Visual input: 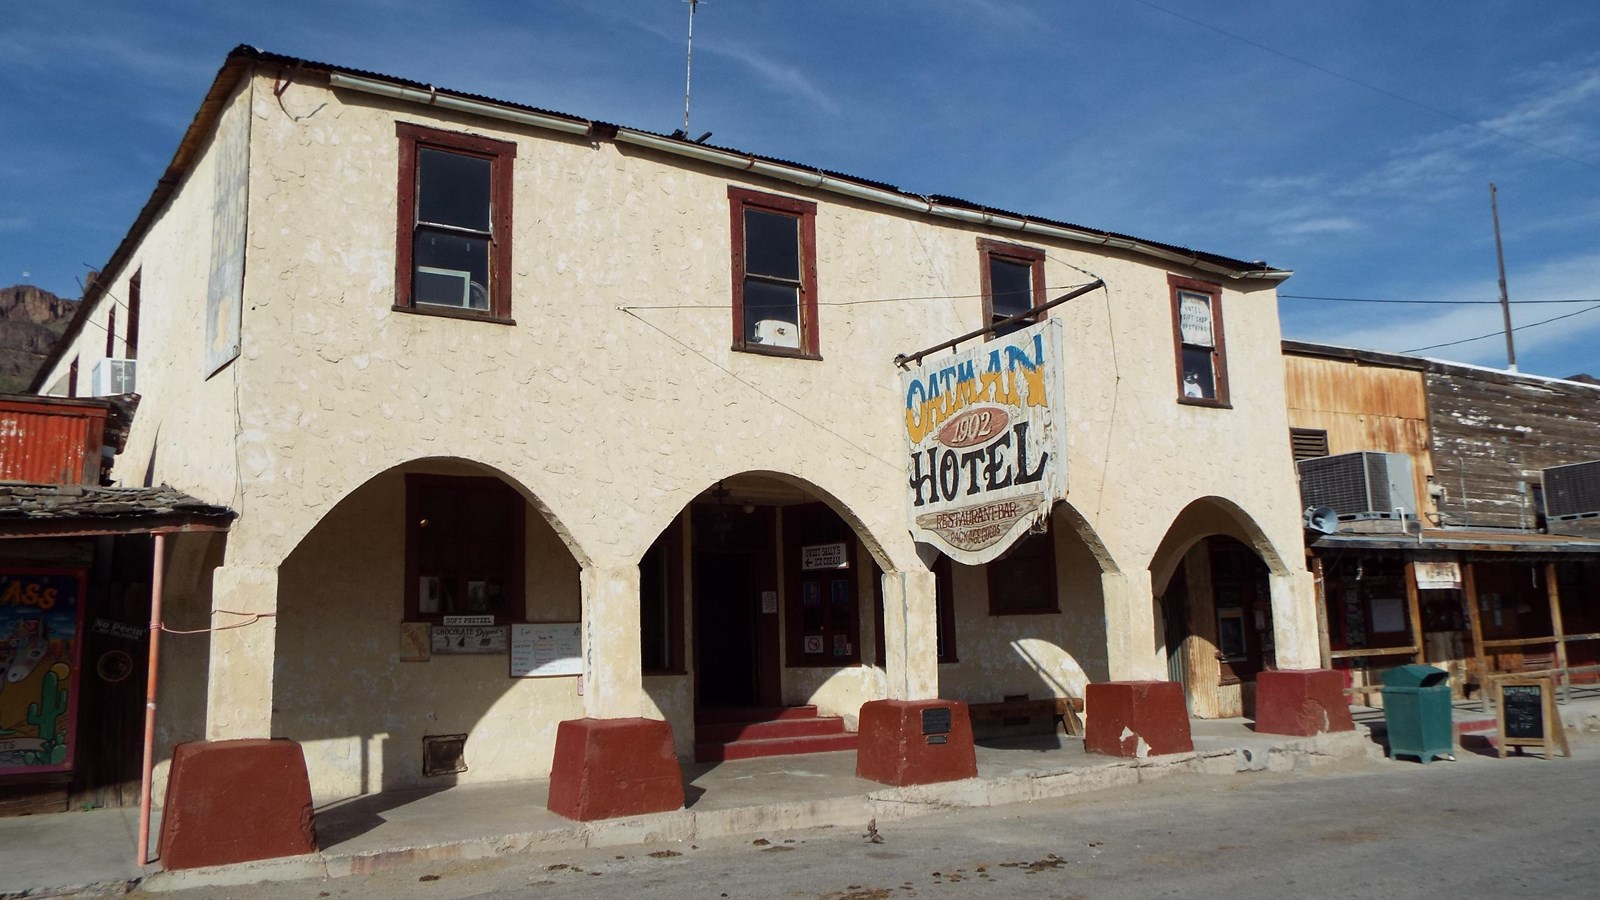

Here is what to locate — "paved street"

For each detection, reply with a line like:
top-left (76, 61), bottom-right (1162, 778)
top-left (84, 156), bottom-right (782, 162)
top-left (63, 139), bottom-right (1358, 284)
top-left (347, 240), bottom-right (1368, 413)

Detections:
top-left (145, 740), bottom-right (1600, 899)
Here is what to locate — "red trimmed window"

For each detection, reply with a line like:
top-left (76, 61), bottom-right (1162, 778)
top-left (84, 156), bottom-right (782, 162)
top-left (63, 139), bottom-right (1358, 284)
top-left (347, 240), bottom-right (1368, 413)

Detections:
top-left (1168, 274), bottom-right (1230, 406)
top-left (979, 238), bottom-right (1046, 338)
top-left (987, 526), bottom-right (1058, 615)
top-left (729, 187), bottom-right (819, 357)
top-left (404, 475), bottom-right (525, 622)
top-left (395, 123), bottom-right (516, 321)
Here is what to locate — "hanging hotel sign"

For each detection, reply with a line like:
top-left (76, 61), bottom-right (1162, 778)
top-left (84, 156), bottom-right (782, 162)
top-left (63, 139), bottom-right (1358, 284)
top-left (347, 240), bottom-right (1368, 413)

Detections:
top-left (901, 318), bottom-right (1068, 565)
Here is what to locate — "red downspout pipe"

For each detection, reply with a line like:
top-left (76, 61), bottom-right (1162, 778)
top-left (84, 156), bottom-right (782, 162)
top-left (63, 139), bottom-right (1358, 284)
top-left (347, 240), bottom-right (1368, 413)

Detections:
top-left (137, 532), bottom-right (168, 867)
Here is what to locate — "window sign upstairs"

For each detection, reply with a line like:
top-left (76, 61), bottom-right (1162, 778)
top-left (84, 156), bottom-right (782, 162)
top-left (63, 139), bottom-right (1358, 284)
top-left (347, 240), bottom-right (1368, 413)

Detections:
top-left (901, 318), bottom-right (1068, 566)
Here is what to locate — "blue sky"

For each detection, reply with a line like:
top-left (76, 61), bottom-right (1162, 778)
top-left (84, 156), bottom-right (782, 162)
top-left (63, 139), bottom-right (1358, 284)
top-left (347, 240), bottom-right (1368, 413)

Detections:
top-left (4, 1), bottom-right (1598, 378)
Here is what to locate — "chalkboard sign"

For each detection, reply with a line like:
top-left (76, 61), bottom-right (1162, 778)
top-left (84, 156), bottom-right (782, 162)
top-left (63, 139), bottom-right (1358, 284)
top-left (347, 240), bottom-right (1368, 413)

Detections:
top-left (1500, 683), bottom-right (1543, 740)
top-left (1495, 677), bottom-right (1570, 759)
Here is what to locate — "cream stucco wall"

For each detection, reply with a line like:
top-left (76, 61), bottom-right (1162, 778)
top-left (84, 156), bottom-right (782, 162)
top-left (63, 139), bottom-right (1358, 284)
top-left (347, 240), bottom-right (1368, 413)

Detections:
top-left (40, 62), bottom-right (1318, 797)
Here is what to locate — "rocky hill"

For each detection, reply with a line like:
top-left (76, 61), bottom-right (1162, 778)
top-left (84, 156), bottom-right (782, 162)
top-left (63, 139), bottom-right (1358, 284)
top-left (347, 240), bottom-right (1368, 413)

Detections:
top-left (0, 285), bottom-right (77, 393)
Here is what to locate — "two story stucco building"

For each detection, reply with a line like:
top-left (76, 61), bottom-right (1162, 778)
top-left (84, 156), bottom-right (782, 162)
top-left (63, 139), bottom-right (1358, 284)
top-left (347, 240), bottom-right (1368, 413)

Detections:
top-left (24, 45), bottom-right (1328, 862)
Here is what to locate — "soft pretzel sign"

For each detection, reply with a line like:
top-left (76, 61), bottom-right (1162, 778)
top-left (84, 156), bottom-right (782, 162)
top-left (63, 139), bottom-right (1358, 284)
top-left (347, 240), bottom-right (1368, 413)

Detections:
top-left (901, 318), bottom-right (1068, 565)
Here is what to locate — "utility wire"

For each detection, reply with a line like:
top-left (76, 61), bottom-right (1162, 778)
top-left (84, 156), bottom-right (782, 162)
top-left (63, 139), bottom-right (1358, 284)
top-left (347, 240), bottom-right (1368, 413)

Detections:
top-left (1127, 0), bottom-right (1600, 174)
top-left (619, 282), bottom-right (1098, 312)
top-left (1282, 293), bottom-right (1600, 306)
top-left (1404, 302), bottom-right (1600, 353)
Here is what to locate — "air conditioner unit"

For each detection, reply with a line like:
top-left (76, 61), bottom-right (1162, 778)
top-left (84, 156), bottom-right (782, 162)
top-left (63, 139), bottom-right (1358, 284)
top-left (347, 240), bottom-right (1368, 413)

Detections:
top-left (1297, 451), bottom-right (1416, 520)
top-left (752, 318), bottom-right (799, 349)
top-left (90, 358), bottom-right (137, 397)
top-left (1542, 460), bottom-right (1600, 520)
top-left (414, 266), bottom-right (488, 310)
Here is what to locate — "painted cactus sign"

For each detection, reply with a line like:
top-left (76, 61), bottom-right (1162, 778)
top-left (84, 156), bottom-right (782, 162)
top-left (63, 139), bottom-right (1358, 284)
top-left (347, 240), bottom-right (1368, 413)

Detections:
top-left (902, 318), bottom-right (1067, 564)
top-left (0, 569), bottom-right (86, 775)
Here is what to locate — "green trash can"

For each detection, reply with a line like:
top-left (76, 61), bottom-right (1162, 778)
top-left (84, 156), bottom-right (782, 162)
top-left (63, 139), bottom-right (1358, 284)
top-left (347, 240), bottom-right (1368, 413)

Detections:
top-left (1380, 664), bottom-right (1455, 764)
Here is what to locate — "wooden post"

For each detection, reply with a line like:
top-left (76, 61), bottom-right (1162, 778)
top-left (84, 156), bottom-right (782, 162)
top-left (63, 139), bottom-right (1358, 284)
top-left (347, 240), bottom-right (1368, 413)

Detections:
top-left (1313, 554), bottom-right (1331, 670)
top-left (1404, 559), bottom-right (1425, 665)
top-left (1463, 561), bottom-right (1490, 713)
top-left (1544, 562), bottom-right (1570, 703)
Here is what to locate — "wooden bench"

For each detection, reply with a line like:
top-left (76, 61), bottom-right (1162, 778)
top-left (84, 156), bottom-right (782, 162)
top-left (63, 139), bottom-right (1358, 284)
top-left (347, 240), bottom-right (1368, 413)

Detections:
top-left (967, 695), bottom-right (1084, 737)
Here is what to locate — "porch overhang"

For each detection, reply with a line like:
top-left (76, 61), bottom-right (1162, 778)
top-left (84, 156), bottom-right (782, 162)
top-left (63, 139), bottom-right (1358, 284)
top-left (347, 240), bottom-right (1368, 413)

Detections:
top-left (0, 482), bottom-right (235, 539)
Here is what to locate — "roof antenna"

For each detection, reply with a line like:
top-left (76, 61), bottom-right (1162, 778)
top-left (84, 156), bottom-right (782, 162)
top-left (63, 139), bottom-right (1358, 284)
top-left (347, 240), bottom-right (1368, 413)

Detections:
top-left (681, 0), bottom-right (705, 138)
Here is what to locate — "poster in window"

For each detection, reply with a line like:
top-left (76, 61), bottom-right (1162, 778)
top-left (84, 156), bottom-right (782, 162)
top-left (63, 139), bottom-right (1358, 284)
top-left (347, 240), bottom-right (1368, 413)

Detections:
top-left (419, 577), bottom-right (441, 615)
top-left (1370, 596), bottom-right (1406, 634)
top-left (399, 622), bottom-right (431, 662)
top-left (466, 580), bottom-right (488, 613)
top-left (833, 634), bottom-right (851, 657)
top-left (802, 582), bottom-right (822, 607)
top-left (830, 579), bottom-right (850, 605)
top-left (1178, 292), bottom-right (1214, 347)
top-left (1216, 608), bottom-right (1246, 661)
top-left (0, 569), bottom-right (87, 776)
top-left (804, 635), bottom-right (824, 654)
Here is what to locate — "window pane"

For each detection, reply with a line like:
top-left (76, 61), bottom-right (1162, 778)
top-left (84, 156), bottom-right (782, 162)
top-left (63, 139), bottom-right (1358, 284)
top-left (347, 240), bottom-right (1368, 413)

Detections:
top-left (744, 209), bottom-right (800, 279)
top-left (989, 256), bottom-right (1036, 336)
top-left (417, 148), bottom-right (491, 232)
top-left (744, 278), bottom-right (801, 347)
top-left (1178, 291), bottom-right (1214, 347)
top-left (1181, 345), bottom-right (1216, 399)
top-left (414, 229), bottom-right (490, 309)
top-left (990, 531), bottom-right (1053, 613)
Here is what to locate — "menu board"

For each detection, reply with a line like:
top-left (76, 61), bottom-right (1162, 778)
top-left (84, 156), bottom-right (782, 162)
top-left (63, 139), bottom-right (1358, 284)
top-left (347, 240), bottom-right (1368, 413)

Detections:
top-left (510, 623), bottom-right (582, 678)
top-left (1496, 677), bottom-right (1570, 759)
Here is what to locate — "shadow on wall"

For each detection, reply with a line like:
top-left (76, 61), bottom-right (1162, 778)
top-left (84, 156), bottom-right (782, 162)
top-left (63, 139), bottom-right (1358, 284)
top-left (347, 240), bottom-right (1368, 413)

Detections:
top-left (152, 530), bottom-right (224, 800)
top-left (268, 460), bottom-right (585, 814)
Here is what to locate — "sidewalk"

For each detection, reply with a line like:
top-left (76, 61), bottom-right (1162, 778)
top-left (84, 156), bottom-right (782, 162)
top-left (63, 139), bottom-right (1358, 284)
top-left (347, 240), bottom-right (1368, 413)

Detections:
top-left (4, 697), bottom-right (1595, 898)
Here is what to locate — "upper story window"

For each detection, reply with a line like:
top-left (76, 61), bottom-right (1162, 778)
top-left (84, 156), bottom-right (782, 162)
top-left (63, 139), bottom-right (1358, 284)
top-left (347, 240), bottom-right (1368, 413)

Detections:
top-left (979, 238), bottom-right (1046, 338)
top-left (395, 123), bottom-right (516, 322)
top-left (729, 187), bottom-right (819, 357)
top-left (1168, 274), bottom-right (1230, 406)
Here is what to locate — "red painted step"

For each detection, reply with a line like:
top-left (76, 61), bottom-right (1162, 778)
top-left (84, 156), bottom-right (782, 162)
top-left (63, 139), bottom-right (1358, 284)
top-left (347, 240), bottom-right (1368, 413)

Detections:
top-left (695, 705), bottom-right (819, 726)
top-left (695, 732), bottom-right (859, 763)
top-left (693, 705), bottom-right (856, 763)
top-left (697, 716), bottom-right (846, 745)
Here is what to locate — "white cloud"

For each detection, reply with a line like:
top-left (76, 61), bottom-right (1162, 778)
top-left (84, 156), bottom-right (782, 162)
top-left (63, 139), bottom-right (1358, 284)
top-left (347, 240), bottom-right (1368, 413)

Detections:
top-left (1279, 216), bottom-right (1361, 236)
top-left (703, 42), bottom-right (841, 116)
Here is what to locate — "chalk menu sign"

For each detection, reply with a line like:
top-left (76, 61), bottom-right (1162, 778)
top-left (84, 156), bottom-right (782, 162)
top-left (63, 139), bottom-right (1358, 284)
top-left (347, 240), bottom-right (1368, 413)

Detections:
top-left (510, 623), bottom-right (582, 678)
top-left (1495, 677), bottom-right (1570, 759)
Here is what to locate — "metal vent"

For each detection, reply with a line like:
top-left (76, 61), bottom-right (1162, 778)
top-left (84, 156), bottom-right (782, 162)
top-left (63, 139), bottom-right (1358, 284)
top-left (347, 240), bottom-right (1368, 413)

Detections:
top-left (1289, 428), bottom-right (1329, 462)
top-left (1297, 451), bottom-right (1415, 520)
top-left (1543, 460), bottom-right (1600, 520)
top-left (422, 733), bottom-right (468, 776)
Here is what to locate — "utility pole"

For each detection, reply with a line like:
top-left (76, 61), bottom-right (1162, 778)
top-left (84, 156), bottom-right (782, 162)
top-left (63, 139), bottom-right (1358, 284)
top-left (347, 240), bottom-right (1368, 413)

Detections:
top-left (1491, 182), bottom-right (1517, 372)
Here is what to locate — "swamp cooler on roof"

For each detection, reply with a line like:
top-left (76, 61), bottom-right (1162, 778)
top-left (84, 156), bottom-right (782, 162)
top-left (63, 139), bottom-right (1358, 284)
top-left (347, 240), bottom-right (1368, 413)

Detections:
top-left (1297, 451), bottom-right (1415, 521)
top-left (1542, 459), bottom-right (1600, 521)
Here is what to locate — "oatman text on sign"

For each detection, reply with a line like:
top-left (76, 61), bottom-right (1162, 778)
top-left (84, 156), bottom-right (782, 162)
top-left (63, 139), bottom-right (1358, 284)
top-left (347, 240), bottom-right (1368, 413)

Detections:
top-left (901, 318), bottom-right (1068, 566)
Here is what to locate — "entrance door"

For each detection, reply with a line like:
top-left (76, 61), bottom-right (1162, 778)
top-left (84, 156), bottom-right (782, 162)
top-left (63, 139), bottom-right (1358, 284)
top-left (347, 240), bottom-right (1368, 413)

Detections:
top-left (694, 551), bottom-right (759, 709)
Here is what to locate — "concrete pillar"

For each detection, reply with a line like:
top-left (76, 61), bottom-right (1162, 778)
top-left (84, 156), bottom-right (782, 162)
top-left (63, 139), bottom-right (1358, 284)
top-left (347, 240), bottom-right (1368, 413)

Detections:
top-left (879, 567), bottom-right (938, 701)
top-left (1269, 569), bottom-right (1320, 669)
top-left (579, 560), bottom-right (644, 720)
top-left (204, 564), bottom-right (279, 741)
top-left (1101, 571), bottom-right (1164, 682)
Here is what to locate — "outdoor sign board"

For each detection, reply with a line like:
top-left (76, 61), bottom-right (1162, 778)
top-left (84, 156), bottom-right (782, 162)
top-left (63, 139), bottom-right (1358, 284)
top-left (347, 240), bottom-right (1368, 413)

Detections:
top-left (1414, 560), bottom-right (1461, 591)
top-left (510, 623), bottom-right (582, 678)
top-left (901, 318), bottom-right (1068, 565)
top-left (1495, 677), bottom-right (1570, 759)
top-left (0, 568), bottom-right (87, 775)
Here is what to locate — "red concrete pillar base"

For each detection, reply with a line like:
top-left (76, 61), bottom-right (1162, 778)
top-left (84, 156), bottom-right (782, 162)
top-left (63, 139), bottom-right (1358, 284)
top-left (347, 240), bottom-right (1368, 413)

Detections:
top-left (158, 738), bottom-right (316, 871)
top-left (1253, 669), bottom-right (1355, 736)
top-left (1084, 681), bottom-right (1193, 757)
top-left (546, 718), bottom-right (683, 821)
top-left (855, 699), bottom-right (977, 786)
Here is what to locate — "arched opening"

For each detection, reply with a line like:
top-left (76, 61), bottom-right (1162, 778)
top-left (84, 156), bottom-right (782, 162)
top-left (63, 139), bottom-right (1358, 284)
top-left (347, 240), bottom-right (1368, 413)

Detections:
top-left (270, 457), bottom-right (582, 805)
top-left (633, 471), bottom-right (896, 762)
top-left (1150, 497), bottom-right (1286, 719)
top-left (933, 500), bottom-right (1113, 739)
